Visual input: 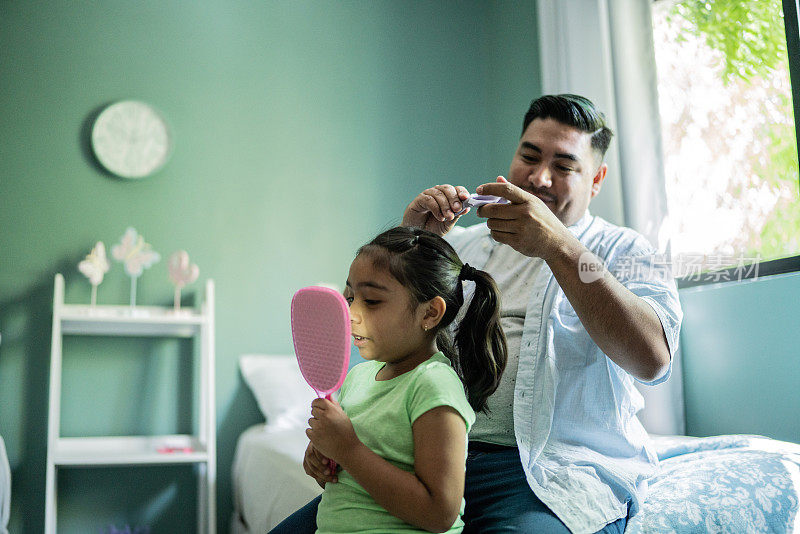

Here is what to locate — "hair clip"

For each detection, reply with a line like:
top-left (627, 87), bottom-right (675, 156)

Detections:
top-left (455, 194), bottom-right (510, 216)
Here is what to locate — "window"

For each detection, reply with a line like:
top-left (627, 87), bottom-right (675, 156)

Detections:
top-left (652, 0), bottom-right (800, 284)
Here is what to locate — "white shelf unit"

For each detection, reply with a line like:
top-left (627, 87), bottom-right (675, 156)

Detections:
top-left (45, 274), bottom-right (216, 534)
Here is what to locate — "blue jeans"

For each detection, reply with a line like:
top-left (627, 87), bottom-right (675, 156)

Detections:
top-left (269, 447), bottom-right (628, 533)
top-left (270, 494), bottom-right (320, 534)
top-left (462, 447), bottom-right (626, 533)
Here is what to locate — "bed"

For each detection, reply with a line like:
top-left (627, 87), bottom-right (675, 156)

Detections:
top-left (231, 423), bottom-right (323, 534)
top-left (233, 355), bottom-right (800, 533)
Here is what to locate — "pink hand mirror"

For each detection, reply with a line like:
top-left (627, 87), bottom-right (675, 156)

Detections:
top-left (291, 286), bottom-right (351, 473)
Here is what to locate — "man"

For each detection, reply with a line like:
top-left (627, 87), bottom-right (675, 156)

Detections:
top-left (401, 94), bottom-right (682, 533)
top-left (277, 94), bottom-right (682, 534)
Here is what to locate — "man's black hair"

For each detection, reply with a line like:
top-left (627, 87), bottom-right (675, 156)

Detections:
top-left (522, 94), bottom-right (614, 160)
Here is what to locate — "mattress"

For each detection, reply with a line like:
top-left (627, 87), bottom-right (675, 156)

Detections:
top-left (230, 424), bottom-right (323, 534)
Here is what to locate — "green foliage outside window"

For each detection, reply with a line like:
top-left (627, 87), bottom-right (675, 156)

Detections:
top-left (669, 0), bottom-right (787, 83)
top-left (658, 0), bottom-right (800, 263)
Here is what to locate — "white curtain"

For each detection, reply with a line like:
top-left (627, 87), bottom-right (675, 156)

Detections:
top-left (536, 0), bottom-right (625, 228)
top-left (537, 0), bottom-right (685, 435)
top-left (607, 0), bottom-right (671, 253)
top-left (0, 436), bottom-right (9, 534)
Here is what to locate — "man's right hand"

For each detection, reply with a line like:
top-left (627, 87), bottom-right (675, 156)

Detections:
top-left (303, 441), bottom-right (337, 488)
top-left (401, 184), bottom-right (471, 235)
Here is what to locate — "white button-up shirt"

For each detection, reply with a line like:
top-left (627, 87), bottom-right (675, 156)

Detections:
top-left (445, 212), bottom-right (683, 534)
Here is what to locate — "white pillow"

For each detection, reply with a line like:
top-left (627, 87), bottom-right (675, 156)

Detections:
top-left (239, 354), bottom-right (316, 426)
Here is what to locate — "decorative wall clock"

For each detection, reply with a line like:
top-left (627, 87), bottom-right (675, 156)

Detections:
top-left (91, 100), bottom-right (172, 179)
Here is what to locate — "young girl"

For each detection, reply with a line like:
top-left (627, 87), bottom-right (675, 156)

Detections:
top-left (302, 226), bottom-right (507, 534)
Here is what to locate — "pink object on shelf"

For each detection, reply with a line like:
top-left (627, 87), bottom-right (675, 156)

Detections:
top-left (291, 286), bottom-right (351, 473)
top-left (157, 446), bottom-right (194, 454)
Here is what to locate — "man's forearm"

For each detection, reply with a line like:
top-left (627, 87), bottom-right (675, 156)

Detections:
top-left (546, 236), bottom-right (671, 382)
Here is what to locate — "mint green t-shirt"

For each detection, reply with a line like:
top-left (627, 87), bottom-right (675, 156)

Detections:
top-left (316, 352), bottom-right (476, 534)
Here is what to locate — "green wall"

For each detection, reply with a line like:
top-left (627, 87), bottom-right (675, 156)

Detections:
top-left (679, 272), bottom-right (800, 444)
top-left (0, 2), bottom-right (541, 532)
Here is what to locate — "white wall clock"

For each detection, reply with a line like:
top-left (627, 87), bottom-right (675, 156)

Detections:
top-left (91, 100), bottom-right (172, 179)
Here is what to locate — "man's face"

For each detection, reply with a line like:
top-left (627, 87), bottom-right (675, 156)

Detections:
top-left (507, 117), bottom-right (607, 227)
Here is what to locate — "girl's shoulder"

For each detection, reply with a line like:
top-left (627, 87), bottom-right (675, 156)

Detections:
top-left (407, 352), bottom-right (460, 383)
top-left (406, 353), bottom-right (475, 425)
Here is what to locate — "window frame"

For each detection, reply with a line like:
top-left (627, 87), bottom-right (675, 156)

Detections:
top-left (677, 255), bottom-right (800, 289)
top-left (784, 0), bottom-right (800, 191)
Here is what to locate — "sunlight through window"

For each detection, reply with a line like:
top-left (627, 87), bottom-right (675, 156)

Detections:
top-left (652, 0), bottom-right (800, 276)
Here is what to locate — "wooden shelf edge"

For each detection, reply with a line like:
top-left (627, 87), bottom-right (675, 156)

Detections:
top-left (54, 435), bottom-right (210, 467)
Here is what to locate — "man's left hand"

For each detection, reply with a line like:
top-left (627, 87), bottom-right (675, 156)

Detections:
top-left (476, 177), bottom-right (569, 260)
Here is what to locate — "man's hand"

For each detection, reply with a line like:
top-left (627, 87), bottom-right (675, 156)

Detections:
top-left (481, 178), bottom-right (672, 382)
top-left (401, 184), bottom-right (472, 235)
top-left (476, 177), bottom-right (570, 260)
top-left (306, 398), bottom-right (360, 465)
top-left (302, 441), bottom-right (338, 488)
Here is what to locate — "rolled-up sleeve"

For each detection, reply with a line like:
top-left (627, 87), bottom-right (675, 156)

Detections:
top-left (605, 235), bottom-right (683, 385)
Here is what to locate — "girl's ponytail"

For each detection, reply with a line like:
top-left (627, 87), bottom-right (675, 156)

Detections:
top-left (452, 265), bottom-right (507, 413)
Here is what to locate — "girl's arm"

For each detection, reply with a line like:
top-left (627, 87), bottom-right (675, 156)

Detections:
top-left (307, 398), bottom-right (467, 533)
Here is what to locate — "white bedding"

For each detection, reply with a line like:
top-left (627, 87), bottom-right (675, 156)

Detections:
top-left (230, 424), bottom-right (322, 534)
top-left (233, 354), bottom-right (800, 532)
top-left (231, 424), bottom-right (800, 534)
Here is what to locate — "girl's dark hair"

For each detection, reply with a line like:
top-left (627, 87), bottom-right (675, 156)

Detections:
top-left (357, 226), bottom-right (507, 413)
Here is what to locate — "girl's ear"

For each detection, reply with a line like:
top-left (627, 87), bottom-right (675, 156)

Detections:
top-left (420, 296), bottom-right (447, 330)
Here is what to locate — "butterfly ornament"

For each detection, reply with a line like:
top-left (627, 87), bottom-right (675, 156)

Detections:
top-left (168, 250), bottom-right (199, 312)
top-left (78, 241), bottom-right (110, 307)
top-left (112, 227), bottom-right (160, 306)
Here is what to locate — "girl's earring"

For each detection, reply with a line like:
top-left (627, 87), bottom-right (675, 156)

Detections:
top-left (423, 324), bottom-right (429, 332)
